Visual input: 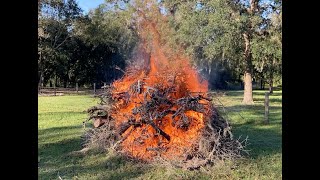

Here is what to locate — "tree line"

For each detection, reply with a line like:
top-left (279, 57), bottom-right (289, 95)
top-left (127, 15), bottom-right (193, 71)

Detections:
top-left (38, 0), bottom-right (138, 88)
top-left (38, 0), bottom-right (281, 104)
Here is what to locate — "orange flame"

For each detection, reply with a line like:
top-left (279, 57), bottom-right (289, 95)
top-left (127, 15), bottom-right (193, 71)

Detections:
top-left (111, 6), bottom-right (208, 160)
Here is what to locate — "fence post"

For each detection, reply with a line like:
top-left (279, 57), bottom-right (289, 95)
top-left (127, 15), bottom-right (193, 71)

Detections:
top-left (76, 83), bottom-right (78, 93)
top-left (93, 83), bottom-right (96, 94)
top-left (264, 92), bottom-right (269, 124)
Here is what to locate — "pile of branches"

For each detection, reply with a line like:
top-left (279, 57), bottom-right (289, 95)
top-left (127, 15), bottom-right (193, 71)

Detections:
top-left (83, 80), bottom-right (247, 169)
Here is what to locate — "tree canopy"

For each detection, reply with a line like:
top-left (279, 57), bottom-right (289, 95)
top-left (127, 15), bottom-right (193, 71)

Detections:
top-left (38, 0), bottom-right (281, 102)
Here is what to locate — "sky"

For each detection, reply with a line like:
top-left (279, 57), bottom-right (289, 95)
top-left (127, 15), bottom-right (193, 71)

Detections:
top-left (77, 0), bottom-right (105, 14)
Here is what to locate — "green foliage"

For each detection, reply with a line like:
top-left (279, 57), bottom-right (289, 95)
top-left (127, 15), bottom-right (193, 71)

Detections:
top-left (70, 6), bottom-right (138, 85)
top-left (38, 0), bottom-right (83, 86)
top-left (38, 0), bottom-right (138, 87)
top-left (251, 2), bottom-right (282, 87)
top-left (162, 0), bottom-right (243, 72)
top-left (161, 0), bottom-right (281, 88)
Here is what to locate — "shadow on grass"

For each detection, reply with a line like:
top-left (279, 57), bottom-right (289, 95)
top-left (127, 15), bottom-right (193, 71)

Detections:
top-left (38, 125), bottom-right (150, 179)
top-left (232, 122), bottom-right (282, 158)
top-left (39, 137), bottom-right (82, 161)
top-left (222, 104), bottom-right (282, 123)
top-left (38, 125), bottom-right (81, 134)
top-left (61, 155), bottom-right (150, 180)
top-left (38, 125), bottom-right (83, 143)
top-left (213, 90), bottom-right (282, 160)
top-left (219, 103), bottom-right (282, 160)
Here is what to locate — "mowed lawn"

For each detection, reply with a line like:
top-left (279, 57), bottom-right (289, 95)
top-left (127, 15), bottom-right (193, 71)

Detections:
top-left (38, 90), bottom-right (282, 179)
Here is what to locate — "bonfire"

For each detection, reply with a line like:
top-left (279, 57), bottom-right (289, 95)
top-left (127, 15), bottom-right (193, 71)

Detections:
top-left (83, 5), bottom-right (246, 169)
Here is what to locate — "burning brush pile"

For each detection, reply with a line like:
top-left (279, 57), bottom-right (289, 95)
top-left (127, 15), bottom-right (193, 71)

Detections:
top-left (83, 6), bottom-right (246, 170)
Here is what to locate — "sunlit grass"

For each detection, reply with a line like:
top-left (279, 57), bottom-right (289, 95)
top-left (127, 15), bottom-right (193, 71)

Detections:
top-left (38, 90), bottom-right (282, 179)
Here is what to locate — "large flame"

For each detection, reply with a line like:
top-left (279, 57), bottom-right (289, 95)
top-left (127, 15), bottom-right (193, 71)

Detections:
top-left (110, 5), bottom-right (208, 160)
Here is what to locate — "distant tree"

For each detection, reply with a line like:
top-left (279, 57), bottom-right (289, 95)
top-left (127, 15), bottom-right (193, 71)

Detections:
top-left (38, 0), bottom-right (82, 87)
top-left (38, 0), bottom-right (138, 87)
top-left (252, 1), bottom-right (282, 93)
top-left (72, 5), bottom-right (138, 85)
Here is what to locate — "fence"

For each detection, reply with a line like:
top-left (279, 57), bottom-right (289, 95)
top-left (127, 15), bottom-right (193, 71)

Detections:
top-left (38, 83), bottom-right (106, 96)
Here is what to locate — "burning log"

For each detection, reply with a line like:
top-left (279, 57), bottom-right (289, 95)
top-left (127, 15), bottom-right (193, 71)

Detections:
top-left (118, 118), bottom-right (142, 135)
top-left (93, 117), bottom-right (108, 128)
top-left (146, 113), bottom-right (171, 141)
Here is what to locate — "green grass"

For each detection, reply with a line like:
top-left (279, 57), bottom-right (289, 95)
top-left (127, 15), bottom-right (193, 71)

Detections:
top-left (38, 90), bottom-right (282, 179)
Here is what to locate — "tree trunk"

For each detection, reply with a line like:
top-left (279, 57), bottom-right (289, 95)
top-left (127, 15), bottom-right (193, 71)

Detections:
top-left (243, 72), bottom-right (254, 104)
top-left (269, 78), bottom-right (273, 94)
top-left (260, 78), bottom-right (263, 90)
top-left (241, 0), bottom-right (258, 104)
top-left (242, 33), bottom-right (254, 105)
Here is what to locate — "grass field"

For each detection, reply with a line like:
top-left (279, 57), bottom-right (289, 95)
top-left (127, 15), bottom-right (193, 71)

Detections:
top-left (38, 90), bottom-right (282, 179)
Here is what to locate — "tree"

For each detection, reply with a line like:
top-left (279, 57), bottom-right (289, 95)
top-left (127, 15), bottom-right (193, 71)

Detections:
top-left (160, 0), bottom-right (281, 104)
top-left (72, 4), bottom-right (138, 85)
top-left (252, 0), bottom-right (281, 93)
top-left (38, 0), bottom-right (138, 87)
top-left (38, 0), bottom-right (82, 87)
